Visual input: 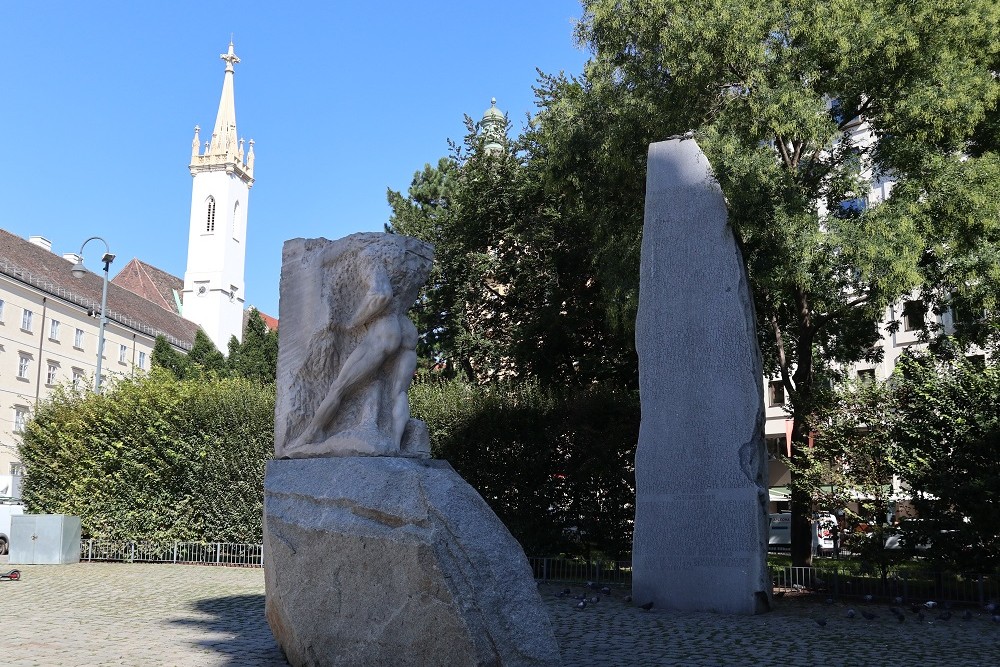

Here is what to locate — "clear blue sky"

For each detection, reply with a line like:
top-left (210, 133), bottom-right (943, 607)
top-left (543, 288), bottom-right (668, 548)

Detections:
top-left (0, 1), bottom-right (590, 318)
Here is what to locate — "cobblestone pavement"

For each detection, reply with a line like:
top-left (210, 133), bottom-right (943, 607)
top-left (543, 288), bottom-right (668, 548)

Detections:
top-left (3, 561), bottom-right (998, 666)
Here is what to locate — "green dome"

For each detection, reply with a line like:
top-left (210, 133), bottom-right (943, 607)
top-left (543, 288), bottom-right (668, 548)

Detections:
top-left (481, 97), bottom-right (505, 125)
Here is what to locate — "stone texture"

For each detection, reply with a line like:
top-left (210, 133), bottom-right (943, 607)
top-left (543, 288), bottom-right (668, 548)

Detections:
top-left (263, 457), bottom-right (563, 667)
top-left (632, 138), bottom-right (771, 615)
top-left (274, 233), bottom-right (433, 459)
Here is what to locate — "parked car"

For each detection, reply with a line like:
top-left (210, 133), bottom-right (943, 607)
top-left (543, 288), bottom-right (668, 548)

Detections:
top-left (0, 501), bottom-right (25, 555)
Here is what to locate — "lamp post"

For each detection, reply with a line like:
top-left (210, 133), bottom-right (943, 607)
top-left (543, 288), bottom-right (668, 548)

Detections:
top-left (70, 237), bottom-right (115, 393)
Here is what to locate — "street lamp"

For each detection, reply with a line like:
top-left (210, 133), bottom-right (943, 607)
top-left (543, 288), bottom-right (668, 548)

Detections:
top-left (70, 237), bottom-right (115, 392)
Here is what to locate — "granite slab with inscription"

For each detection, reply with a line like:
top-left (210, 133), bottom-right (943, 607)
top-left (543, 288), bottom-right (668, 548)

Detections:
top-left (632, 138), bottom-right (771, 615)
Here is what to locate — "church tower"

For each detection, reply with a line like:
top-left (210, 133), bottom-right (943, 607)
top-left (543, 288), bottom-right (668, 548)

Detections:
top-left (183, 41), bottom-right (255, 352)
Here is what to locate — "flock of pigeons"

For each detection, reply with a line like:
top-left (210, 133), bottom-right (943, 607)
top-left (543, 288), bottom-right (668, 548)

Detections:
top-left (553, 581), bottom-right (655, 612)
top-left (810, 595), bottom-right (1000, 627)
top-left (550, 580), bottom-right (1000, 627)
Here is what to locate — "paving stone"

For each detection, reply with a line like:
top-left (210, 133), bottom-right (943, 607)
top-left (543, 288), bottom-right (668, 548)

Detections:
top-left (3, 563), bottom-right (999, 665)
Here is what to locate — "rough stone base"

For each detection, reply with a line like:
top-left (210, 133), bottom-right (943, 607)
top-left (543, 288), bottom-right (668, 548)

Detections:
top-left (263, 457), bottom-right (562, 667)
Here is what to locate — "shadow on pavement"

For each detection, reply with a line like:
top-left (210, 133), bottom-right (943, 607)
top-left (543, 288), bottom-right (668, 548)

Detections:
top-left (171, 593), bottom-right (289, 666)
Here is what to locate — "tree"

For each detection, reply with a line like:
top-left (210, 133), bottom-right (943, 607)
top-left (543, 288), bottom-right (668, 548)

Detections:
top-left (799, 379), bottom-right (905, 580)
top-left (151, 335), bottom-right (189, 379)
top-left (227, 308), bottom-right (278, 383)
top-left (576, 0), bottom-right (1000, 565)
top-left (387, 115), bottom-right (636, 387)
top-left (187, 329), bottom-right (227, 376)
top-left (891, 351), bottom-right (1000, 572)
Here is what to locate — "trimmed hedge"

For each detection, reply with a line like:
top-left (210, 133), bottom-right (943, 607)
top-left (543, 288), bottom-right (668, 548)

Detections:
top-left (19, 370), bottom-right (274, 542)
top-left (410, 380), bottom-right (639, 559)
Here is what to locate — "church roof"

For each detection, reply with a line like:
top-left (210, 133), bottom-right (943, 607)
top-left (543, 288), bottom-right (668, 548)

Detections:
top-left (0, 229), bottom-right (199, 350)
top-left (112, 258), bottom-right (183, 315)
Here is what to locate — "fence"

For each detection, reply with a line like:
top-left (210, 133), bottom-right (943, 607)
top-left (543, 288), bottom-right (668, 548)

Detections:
top-left (77, 541), bottom-right (999, 606)
top-left (770, 565), bottom-right (999, 605)
top-left (80, 540), bottom-right (263, 567)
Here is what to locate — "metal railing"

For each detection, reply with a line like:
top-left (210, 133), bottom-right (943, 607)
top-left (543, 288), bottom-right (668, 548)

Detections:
top-left (81, 540), bottom-right (263, 567)
top-left (770, 565), bottom-right (999, 605)
top-left (528, 557), bottom-right (632, 586)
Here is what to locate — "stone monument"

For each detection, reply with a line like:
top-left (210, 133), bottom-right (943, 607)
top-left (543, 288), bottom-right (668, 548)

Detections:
top-left (264, 233), bottom-right (562, 666)
top-left (632, 139), bottom-right (771, 615)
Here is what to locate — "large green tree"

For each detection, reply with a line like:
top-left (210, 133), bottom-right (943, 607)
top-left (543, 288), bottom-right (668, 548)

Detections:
top-left (387, 118), bottom-right (635, 387)
top-left (576, 0), bottom-right (1000, 565)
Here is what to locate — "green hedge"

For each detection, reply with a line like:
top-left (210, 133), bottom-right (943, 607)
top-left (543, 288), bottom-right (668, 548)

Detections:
top-left (410, 380), bottom-right (639, 559)
top-left (19, 370), bottom-right (274, 542)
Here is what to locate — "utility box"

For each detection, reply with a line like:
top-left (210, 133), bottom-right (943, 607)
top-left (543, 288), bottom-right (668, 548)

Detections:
top-left (9, 514), bottom-right (81, 564)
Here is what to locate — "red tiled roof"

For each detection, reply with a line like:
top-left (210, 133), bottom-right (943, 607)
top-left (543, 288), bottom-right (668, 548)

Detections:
top-left (112, 258), bottom-right (183, 315)
top-left (0, 229), bottom-right (199, 349)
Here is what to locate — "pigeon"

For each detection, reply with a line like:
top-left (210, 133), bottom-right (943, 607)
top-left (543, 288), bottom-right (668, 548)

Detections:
top-left (639, 601), bottom-right (654, 611)
top-left (623, 595), bottom-right (632, 603)
top-left (824, 597), bottom-right (834, 605)
top-left (893, 596), bottom-right (904, 605)
top-left (601, 587), bottom-right (611, 595)
top-left (924, 601), bottom-right (938, 609)
top-left (863, 594), bottom-right (874, 603)
top-left (792, 584), bottom-right (807, 591)
top-left (862, 610), bottom-right (877, 621)
top-left (576, 600), bottom-right (586, 610)
top-left (815, 618), bottom-right (827, 627)
top-left (589, 596), bottom-right (600, 604)
top-left (560, 588), bottom-right (571, 596)
top-left (557, 590), bottom-right (569, 598)
top-left (846, 608), bottom-right (856, 618)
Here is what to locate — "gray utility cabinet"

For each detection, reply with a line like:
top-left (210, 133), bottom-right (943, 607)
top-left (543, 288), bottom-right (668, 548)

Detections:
top-left (9, 514), bottom-right (81, 564)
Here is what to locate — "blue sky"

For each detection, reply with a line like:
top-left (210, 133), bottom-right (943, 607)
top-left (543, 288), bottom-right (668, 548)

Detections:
top-left (0, 1), bottom-right (590, 318)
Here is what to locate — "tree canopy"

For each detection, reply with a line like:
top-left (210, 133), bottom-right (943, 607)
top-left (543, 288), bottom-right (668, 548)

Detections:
top-left (574, 0), bottom-right (1000, 564)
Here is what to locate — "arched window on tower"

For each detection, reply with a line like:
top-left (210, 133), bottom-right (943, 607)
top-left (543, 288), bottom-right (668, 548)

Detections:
top-left (232, 200), bottom-right (241, 242)
top-left (206, 196), bottom-right (216, 233)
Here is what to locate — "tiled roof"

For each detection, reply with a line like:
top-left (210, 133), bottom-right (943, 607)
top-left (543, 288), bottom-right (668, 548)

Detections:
top-left (244, 307), bottom-right (278, 331)
top-left (112, 258), bottom-right (183, 315)
top-left (0, 229), bottom-right (198, 350)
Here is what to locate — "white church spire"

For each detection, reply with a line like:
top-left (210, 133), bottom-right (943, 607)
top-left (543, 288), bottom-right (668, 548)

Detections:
top-left (183, 41), bottom-right (255, 352)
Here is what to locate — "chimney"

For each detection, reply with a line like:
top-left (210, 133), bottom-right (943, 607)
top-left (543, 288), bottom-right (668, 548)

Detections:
top-left (28, 235), bottom-right (53, 252)
top-left (63, 253), bottom-right (82, 264)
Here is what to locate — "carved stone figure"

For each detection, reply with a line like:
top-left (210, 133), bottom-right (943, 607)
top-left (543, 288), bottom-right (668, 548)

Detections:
top-left (274, 233), bottom-right (433, 459)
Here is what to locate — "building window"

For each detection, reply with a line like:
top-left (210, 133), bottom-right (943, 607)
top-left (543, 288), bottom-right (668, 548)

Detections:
top-left (138, 351), bottom-right (147, 369)
top-left (903, 300), bottom-right (925, 332)
top-left (49, 319), bottom-right (60, 340)
top-left (17, 354), bottom-right (30, 379)
top-left (46, 362), bottom-right (58, 385)
top-left (9, 462), bottom-right (25, 476)
top-left (768, 380), bottom-right (785, 407)
top-left (857, 368), bottom-right (876, 385)
top-left (119, 344), bottom-right (127, 364)
top-left (21, 308), bottom-right (32, 332)
top-left (765, 436), bottom-right (786, 460)
top-left (13, 407), bottom-right (28, 433)
top-left (75, 328), bottom-right (85, 349)
top-left (72, 368), bottom-right (85, 389)
top-left (206, 196), bottom-right (216, 232)
top-left (966, 354), bottom-right (986, 370)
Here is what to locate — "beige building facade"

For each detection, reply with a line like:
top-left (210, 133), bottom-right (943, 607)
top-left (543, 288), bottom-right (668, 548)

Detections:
top-left (0, 232), bottom-right (198, 498)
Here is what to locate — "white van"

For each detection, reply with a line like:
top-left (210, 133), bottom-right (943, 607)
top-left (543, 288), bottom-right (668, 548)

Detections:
top-left (769, 512), bottom-right (838, 556)
top-left (0, 501), bottom-right (25, 555)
